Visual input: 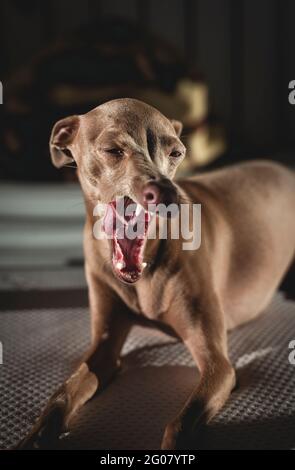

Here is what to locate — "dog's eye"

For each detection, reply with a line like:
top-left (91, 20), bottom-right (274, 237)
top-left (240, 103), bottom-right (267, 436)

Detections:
top-left (169, 150), bottom-right (182, 158)
top-left (105, 148), bottom-right (124, 157)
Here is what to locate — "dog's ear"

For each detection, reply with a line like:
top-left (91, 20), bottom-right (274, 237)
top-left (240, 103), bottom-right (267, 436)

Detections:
top-left (171, 119), bottom-right (183, 138)
top-left (50, 115), bottom-right (80, 168)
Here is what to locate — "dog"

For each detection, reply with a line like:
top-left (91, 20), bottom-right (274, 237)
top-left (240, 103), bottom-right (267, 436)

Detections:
top-left (18, 98), bottom-right (295, 449)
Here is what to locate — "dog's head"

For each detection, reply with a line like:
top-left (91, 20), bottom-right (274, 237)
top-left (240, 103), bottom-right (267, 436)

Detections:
top-left (50, 98), bottom-right (186, 283)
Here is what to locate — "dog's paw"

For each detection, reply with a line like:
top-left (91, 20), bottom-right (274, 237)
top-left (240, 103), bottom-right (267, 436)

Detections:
top-left (161, 419), bottom-right (182, 450)
top-left (161, 413), bottom-right (203, 450)
top-left (16, 402), bottom-right (67, 450)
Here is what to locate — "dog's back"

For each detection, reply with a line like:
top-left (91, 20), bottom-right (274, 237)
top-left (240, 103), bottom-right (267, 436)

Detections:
top-left (179, 161), bottom-right (295, 328)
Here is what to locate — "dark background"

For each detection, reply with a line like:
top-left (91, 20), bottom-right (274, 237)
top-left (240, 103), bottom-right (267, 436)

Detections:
top-left (0, 0), bottom-right (295, 178)
top-left (0, 0), bottom-right (294, 295)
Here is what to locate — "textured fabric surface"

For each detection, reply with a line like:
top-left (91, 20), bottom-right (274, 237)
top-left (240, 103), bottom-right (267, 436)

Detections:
top-left (0, 293), bottom-right (294, 450)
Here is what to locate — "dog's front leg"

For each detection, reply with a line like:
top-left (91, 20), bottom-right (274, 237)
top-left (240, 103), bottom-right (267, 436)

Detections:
top-left (17, 278), bottom-right (133, 449)
top-left (161, 298), bottom-right (236, 450)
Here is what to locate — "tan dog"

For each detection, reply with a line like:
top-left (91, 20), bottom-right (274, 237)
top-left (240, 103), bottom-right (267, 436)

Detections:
top-left (18, 98), bottom-right (295, 449)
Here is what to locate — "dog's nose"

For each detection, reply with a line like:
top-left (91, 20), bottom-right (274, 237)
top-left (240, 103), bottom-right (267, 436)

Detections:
top-left (142, 180), bottom-right (178, 207)
top-left (143, 183), bottom-right (160, 205)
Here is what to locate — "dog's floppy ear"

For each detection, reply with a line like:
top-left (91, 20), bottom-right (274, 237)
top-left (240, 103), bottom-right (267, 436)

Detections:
top-left (170, 119), bottom-right (183, 138)
top-left (50, 115), bottom-right (80, 168)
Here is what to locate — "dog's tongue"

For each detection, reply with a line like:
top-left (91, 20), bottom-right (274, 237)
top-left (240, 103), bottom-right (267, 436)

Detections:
top-left (102, 198), bottom-right (150, 282)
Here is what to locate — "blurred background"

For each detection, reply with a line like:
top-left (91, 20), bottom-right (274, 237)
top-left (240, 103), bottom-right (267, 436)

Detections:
top-left (0, 0), bottom-right (294, 307)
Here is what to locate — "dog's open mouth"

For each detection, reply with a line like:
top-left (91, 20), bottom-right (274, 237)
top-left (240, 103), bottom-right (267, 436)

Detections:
top-left (102, 197), bottom-right (151, 283)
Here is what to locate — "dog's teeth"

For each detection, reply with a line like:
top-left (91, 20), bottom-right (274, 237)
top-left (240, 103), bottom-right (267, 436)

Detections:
top-left (115, 261), bottom-right (125, 270)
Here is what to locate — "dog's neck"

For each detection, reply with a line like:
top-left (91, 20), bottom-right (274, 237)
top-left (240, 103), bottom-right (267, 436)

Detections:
top-left (144, 215), bottom-right (183, 276)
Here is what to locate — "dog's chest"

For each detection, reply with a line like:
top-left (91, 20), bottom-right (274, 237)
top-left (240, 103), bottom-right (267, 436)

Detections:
top-left (111, 272), bottom-right (175, 321)
top-left (134, 277), bottom-right (171, 320)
